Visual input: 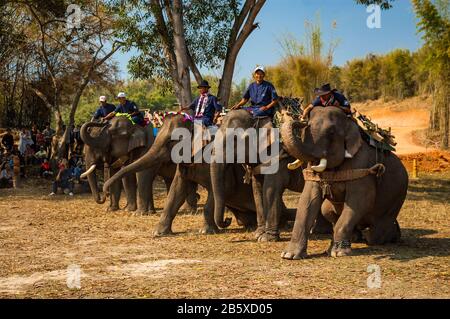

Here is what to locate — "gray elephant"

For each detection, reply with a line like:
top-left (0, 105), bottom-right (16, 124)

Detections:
top-left (211, 109), bottom-right (307, 242)
top-left (280, 106), bottom-right (408, 259)
top-left (81, 116), bottom-right (197, 214)
top-left (102, 112), bottom-right (297, 235)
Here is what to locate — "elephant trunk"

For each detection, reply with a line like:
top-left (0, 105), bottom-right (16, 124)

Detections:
top-left (85, 168), bottom-right (106, 204)
top-left (80, 122), bottom-right (109, 150)
top-left (211, 162), bottom-right (232, 229)
top-left (280, 117), bottom-right (314, 162)
top-left (103, 135), bottom-right (170, 195)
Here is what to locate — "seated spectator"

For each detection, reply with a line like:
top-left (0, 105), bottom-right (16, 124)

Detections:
top-left (68, 155), bottom-right (78, 169)
top-left (72, 164), bottom-right (84, 183)
top-left (0, 161), bottom-right (13, 188)
top-left (49, 159), bottom-right (74, 196)
top-left (40, 159), bottom-right (53, 178)
top-left (34, 147), bottom-right (47, 164)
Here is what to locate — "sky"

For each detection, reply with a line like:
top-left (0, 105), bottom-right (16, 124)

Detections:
top-left (116, 0), bottom-right (423, 83)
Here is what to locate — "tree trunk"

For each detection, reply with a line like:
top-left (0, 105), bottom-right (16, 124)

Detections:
top-left (172, 0), bottom-right (192, 107)
top-left (218, 0), bottom-right (266, 107)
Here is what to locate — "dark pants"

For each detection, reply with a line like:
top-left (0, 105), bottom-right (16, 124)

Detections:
top-left (132, 114), bottom-right (145, 126)
top-left (243, 106), bottom-right (274, 118)
top-left (52, 179), bottom-right (74, 193)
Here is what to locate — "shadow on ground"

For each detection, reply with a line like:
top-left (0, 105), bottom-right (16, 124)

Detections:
top-left (407, 177), bottom-right (450, 204)
top-left (350, 228), bottom-right (450, 261)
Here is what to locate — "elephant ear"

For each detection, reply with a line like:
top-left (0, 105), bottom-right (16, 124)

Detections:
top-left (345, 119), bottom-right (363, 157)
top-left (128, 126), bottom-right (147, 153)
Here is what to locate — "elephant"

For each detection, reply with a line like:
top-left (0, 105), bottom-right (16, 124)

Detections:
top-left (210, 108), bottom-right (308, 242)
top-left (102, 112), bottom-right (297, 236)
top-left (279, 106), bottom-right (408, 259)
top-left (80, 116), bottom-right (197, 214)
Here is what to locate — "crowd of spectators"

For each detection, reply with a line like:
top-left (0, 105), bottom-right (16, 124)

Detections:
top-left (0, 124), bottom-right (86, 195)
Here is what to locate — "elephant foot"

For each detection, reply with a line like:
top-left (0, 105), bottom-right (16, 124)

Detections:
top-left (152, 226), bottom-right (174, 237)
top-left (132, 210), bottom-right (150, 217)
top-left (254, 227), bottom-right (265, 240)
top-left (125, 204), bottom-right (137, 212)
top-left (280, 242), bottom-right (307, 260)
top-left (330, 240), bottom-right (352, 258)
top-left (107, 206), bottom-right (120, 212)
top-left (199, 224), bottom-right (220, 235)
top-left (258, 232), bottom-right (281, 242)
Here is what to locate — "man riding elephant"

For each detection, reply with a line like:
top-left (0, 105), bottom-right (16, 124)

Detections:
top-left (231, 65), bottom-right (279, 128)
top-left (301, 83), bottom-right (352, 120)
top-left (186, 80), bottom-right (222, 128)
top-left (92, 96), bottom-right (115, 121)
top-left (104, 92), bottom-right (145, 126)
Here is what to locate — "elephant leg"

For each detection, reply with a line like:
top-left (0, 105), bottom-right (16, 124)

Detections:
top-left (365, 192), bottom-right (404, 245)
top-left (200, 191), bottom-right (220, 234)
top-left (136, 169), bottom-right (154, 214)
top-left (331, 181), bottom-right (375, 257)
top-left (153, 169), bottom-right (188, 236)
top-left (252, 174), bottom-right (266, 240)
top-left (321, 200), bottom-right (340, 255)
top-left (122, 173), bottom-right (137, 212)
top-left (312, 212), bottom-right (334, 235)
top-left (107, 167), bottom-right (121, 212)
top-left (281, 181), bottom-right (323, 260)
top-left (180, 182), bottom-right (199, 214)
top-left (258, 178), bottom-right (282, 242)
top-left (163, 177), bottom-right (172, 193)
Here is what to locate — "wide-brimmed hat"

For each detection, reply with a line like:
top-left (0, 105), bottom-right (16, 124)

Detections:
top-left (316, 83), bottom-right (333, 96)
top-left (197, 80), bottom-right (211, 89)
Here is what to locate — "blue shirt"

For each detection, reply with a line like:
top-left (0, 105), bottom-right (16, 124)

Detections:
top-left (93, 103), bottom-right (115, 119)
top-left (114, 100), bottom-right (139, 114)
top-left (312, 91), bottom-right (350, 108)
top-left (243, 81), bottom-right (278, 116)
top-left (189, 94), bottom-right (222, 127)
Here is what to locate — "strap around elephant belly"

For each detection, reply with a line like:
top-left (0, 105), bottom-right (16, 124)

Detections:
top-left (303, 163), bottom-right (385, 199)
top-left (303, 163), bottom-right (386, 183)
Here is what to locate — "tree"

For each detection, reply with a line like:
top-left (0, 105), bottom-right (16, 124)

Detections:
top-left (113, 0), bottom-right (265, 107)
top-left (7, 0), bottom-right (122, 158)
top-left (413, 0), bottom-right (450, 148)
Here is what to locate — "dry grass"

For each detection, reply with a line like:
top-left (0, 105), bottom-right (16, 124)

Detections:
top-left (0, 173), bottom-right (449, 299)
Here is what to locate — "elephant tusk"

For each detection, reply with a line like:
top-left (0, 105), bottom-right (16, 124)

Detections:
top-left (311, 158), bottom-right (327, 173)
top-left (80, 164), bottom-right (96, 179)
top-left (344, 149), bottom-right (353, 159)
top-left (287, 159), bottom-right (303, 170)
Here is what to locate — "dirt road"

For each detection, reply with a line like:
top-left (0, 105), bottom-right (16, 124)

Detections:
top-left (354, 96), bottom-right (433, 155)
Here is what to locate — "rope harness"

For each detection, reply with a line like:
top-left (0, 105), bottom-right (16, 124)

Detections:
top-left (302, 163), bottom-right (386, 199)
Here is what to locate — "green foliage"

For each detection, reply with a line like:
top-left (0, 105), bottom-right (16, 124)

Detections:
top-left (412, 0), bottom-right (450, 147)
top-left (109, 0), bottom-right (239, 83)
top-left (62, 80), bottom-right (184, 126)
top-left (354, 0), bottom-right (396, 9)
top-left (340, 49), bottom-right (416, 102)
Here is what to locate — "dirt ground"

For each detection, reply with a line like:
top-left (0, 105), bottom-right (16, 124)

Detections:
top-left (0, 172), bottom-right (449, 299)
top-left (353, 96), bottom-right (434, 155)
top-left (1, 96), bottom-right (448, 299)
